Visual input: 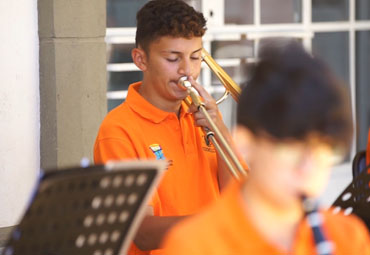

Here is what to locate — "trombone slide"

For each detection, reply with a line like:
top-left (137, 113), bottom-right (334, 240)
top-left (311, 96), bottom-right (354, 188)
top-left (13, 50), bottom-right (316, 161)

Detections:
top-left (178, 77), bottom-right (248, 180)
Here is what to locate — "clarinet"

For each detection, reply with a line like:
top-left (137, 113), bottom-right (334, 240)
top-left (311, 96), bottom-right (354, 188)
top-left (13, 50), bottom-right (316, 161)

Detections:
top-left (302, 196), bottom-right (333, 255)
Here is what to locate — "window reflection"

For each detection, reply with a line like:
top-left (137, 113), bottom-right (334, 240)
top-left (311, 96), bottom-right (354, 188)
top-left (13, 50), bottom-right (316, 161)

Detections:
top-left (211, 62), bottom-right (252, 130)
top-left (312, 0), bottom-right (349, 22)
top-left (356, 0), bottom-right (370, 20)
top-left (107, 44), bottom-right (134, 64)
top-left (312, 32), bottom-right (351, 161)
top-left (107, 43), bottom-right (143, 111)
top-left (210, 39), bottom-right (254, 86)
top-left (211, 64), bottom-right (252, 86)
top-left (312, 32), bottom-right (349, 85)
top-left (261, 0), bottom-right (302, 24)
top-left (107, 44), bottom-right (141, 92)
top-left (108, 71), bottom-right (142, 92)
top-left (211, 39), bottom-right (254, 59)
top-left (215, 91), bottom-right (238, 130)
top-left (225, 0), bottom-right (254, 24)
top-left (107, 70), bottom-right (143, 111)
top-left (107, 0), bottom-right (148, 27)
top-left (108, 99), bottom-right (125, 111)
top-left (355, 31), bottom-right (370, 151)
top-left (107, 0), bottom-right (148, 111)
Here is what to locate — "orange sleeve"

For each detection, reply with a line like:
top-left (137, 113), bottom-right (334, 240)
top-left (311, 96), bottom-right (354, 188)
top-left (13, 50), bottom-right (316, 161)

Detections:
top-left (94, 137), bottom-right (138, 164)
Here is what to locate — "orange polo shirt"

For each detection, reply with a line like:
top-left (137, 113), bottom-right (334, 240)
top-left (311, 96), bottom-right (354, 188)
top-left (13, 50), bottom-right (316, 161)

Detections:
top-left (94, 82), bottom-right (220, 254)
top-left (163, 181), bottom-right (370, 255)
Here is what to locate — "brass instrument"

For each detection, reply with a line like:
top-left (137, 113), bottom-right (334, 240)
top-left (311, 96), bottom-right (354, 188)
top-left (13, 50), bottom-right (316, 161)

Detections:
top-left (179, 48), bottom-right (248, 180)
top-left (201, 49), bottom-right (241, 103)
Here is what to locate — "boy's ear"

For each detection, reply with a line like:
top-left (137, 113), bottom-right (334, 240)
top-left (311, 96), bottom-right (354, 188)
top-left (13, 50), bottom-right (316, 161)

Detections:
top-left (132, 48), bottom-right (147, 71)
top-left (233, 126), bottom-right (254, 164)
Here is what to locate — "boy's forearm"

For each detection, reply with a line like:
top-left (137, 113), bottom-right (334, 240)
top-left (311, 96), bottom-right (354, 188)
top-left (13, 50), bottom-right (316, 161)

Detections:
top-left (134, 214), bottom-right (188, 251)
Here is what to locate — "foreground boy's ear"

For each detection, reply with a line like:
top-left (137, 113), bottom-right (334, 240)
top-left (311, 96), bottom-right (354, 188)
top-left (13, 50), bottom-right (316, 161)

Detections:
top-left (132, 48), bottom-right (147, 71)
top-left (233, 126), bottom-right (254, 164)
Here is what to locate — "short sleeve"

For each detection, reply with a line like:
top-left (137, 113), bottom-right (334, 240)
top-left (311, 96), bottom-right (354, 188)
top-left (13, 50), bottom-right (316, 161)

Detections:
top-left (94, 137), bottom-right (138, 164)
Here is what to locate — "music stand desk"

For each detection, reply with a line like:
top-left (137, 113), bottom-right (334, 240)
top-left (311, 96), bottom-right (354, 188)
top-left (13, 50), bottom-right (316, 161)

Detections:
top-left (1, 160), bottom-right (165, 255)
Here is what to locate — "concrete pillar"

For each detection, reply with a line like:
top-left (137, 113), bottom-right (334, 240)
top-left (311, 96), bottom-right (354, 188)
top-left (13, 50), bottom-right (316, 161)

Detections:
top-left (38, 0), bottom-right (107, 169)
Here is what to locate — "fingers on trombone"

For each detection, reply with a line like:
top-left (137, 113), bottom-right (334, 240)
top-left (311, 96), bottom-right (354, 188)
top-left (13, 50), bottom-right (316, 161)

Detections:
top-left (187, 103), bottom-right (198, 114)
top-left (195, 119), bottom-right (209, 128)
top-left (193, 113), bottom-right (208, 127)
top-left (193, 107), bottom-right (218, 127)
top-left (188, 77), bottom-right (213, 102)
top-left (193, 111), bottom-right (203, 119)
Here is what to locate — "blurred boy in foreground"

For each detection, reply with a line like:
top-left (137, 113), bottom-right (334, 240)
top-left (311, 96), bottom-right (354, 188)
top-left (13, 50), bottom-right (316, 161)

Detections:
top-left (163, 40), bottom-right (370, 255)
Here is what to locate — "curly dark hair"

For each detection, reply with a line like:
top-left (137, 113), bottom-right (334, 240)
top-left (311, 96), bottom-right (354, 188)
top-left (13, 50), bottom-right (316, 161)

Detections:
top-left (135, 0), bottom-right (207, 52)
top-left (237, 39), bottom-right (353, 149)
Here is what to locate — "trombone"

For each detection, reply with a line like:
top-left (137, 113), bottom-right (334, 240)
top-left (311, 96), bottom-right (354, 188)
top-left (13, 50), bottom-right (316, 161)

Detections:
top-left (179, 48), bottom-right (248, 180)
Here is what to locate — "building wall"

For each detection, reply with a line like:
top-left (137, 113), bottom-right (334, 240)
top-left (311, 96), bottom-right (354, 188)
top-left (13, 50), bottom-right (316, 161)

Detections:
top-left (38, 0), bottom-right (107, 170)
top-left (0, 0), bottom-right (40, 227)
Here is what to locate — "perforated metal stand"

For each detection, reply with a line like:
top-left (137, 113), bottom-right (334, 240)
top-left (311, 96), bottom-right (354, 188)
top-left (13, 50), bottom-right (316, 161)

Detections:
top-left (332, 166), bottom-right (370, 230)
top-left (1, 161), bottom-right (165, 255)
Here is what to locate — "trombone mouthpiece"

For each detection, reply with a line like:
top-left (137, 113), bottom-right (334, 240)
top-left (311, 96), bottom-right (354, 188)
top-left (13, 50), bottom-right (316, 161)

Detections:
top-left (178, 76), bottom-right (192, 89)
top-left (178, 76), bottom-right (202, 107)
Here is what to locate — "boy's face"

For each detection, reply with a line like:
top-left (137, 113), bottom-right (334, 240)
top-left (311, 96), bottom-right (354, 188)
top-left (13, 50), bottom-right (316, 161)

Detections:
top-left (139, 36), bottom-right (203, 102)
top-left (235, 126), bottom-right (338, 208)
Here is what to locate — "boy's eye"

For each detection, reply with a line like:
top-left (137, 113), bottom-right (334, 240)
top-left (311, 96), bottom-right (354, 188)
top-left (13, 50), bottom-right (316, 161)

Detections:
top-left (191, 56), bottom-right (200, 60)
top-left (166, 58), bottom-right (178, 62)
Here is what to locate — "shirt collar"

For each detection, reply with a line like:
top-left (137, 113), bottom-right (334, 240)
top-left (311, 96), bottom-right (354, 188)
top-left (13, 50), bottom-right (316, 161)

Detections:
top-left (126, 82), bottom-right (190, 123)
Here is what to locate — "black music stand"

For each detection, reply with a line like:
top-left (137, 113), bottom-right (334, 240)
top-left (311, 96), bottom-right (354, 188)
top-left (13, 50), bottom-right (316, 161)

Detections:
top-left (332, 165), bottom-right (370, 229)
top-left (1, 160), bottom-right (165, 255)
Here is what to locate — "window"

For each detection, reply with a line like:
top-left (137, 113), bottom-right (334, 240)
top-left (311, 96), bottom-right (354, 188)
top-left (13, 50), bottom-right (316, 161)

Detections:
top-left (261, 0), bottom-right (302, 24)
top-left (356, 0), bottom-right (370, 20)
top-left (312, 32), bottom-right (350, 84)
top-left (312, 0), bottom-right (349, 22)
top-left (105, 0), bottom-right (370, 204)
top-left (356, 31), bottom-right (370, 151)
top-left (106, 0), bottom-right (148, 110)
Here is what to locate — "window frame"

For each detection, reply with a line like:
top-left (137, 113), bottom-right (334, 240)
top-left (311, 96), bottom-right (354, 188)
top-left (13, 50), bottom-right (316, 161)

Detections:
top-left (105, 0), bottom-right (370, 205)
